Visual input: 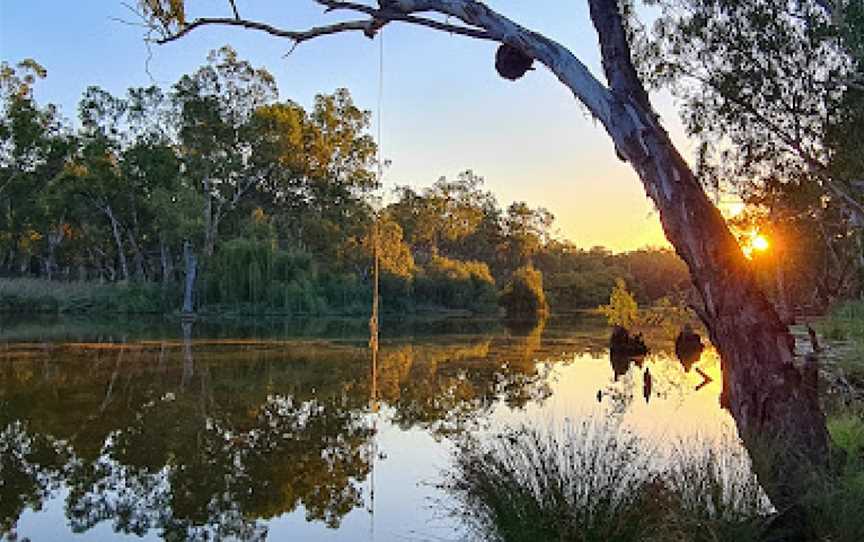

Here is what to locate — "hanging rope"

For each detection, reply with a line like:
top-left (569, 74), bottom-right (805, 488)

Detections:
top-left (367, 29), bottom-right (385, 533)
top-left (377, 28), bottom-right (385, 185)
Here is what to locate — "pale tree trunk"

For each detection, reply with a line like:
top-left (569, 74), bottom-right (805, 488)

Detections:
top-left (160, 239), bottom-right (173, 285)
top-left (182, 240), bottom-right (197, 314)
top-left (44, 225), bottom-right (64, 281)
top-left (104, 204), bottom-right (129, 282)
top-left (127, 230), bottom-right (147, 281)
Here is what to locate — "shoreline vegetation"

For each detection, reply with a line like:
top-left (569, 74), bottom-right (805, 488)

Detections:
top-left (437, 294), bottom-right (864, 542)
top-left (446, 414), bottom-right (864, 542)
top-left (0, 243), bottom-right (692, 319)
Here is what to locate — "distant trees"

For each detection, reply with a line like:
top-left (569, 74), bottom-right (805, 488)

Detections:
top-left (536, 244), bottom-right (690, 312)
top-left (1, 49), bottom-right (692, 317)
top-left (0, 60), bottom-right (71, 278)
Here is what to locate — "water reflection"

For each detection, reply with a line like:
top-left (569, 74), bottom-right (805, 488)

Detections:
top-left (0, 316), bottom-right (738, 541)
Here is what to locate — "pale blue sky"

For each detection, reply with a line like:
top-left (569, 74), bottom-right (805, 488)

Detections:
top-left (1, 1), bottom-right (700, 250)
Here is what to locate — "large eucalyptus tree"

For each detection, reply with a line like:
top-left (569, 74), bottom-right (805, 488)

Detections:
top-left (137, 0), bottom-right (831, 507)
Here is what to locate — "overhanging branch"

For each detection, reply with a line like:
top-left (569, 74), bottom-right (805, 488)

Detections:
top-left (155, 1), bottom-right (496, 46)
top-left (156, 17), bottom-right (377, 45)
top-left (145, 0), bottom-right (613, 126)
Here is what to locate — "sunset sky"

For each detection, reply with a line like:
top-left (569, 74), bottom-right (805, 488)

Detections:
top-left (0, 1), bottom-right (711, 251)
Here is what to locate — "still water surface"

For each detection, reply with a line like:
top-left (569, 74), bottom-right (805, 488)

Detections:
top-left (0, 315), bottom-right (739, 541)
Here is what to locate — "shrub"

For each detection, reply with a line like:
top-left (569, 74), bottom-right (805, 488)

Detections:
top-left (598, 278), bottom-right (639, 328)
top-left (499, 265), bottom-right (549, 320)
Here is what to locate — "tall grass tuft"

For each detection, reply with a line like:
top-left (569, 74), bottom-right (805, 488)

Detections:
top-left (446, 419), bottom-right (769, 542)
top-left (447, 413), bottom-right (864, 541)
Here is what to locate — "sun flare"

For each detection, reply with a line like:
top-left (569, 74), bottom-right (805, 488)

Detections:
top-left (751, 234), bottom-right (769, 252)
top-left (742, 230), bottom-right (770, 258)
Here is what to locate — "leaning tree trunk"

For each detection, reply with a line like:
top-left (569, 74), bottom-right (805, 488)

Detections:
top-left (584, 0), bottom-right (827, 508)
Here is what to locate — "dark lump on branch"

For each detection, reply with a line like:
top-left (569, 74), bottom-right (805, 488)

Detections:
top-left (495, 44), bottom-right (534, 80)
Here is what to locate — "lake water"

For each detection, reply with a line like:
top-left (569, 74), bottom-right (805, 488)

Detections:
top-left (0, 315), bottom-right (743, 541)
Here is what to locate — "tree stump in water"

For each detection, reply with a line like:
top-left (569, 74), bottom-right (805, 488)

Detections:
top-left (675, 324), bottom-right (704, 372)
top-left (609, 325), bottom-right (648, 356)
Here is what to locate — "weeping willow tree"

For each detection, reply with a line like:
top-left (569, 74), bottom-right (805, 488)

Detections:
top-left (206, 239), bottom-right (326, 314)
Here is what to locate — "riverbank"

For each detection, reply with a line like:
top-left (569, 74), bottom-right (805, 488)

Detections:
top-left (442, 311), bottom-right (864, 542)
top-left (0, 277), bottom-right (499, 318)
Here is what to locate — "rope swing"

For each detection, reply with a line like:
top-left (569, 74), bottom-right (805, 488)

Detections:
top-left (367, 28), bottom-right (385, 531)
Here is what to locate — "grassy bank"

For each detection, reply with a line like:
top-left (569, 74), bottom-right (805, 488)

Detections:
top-left (446, 415), bottom-right (864, 542)
top-left (818, 300), bottom-right (864, 389)
top-left (0, 278), bottom-right (180, 314)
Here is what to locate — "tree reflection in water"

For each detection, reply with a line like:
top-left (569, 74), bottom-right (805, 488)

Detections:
top-left (0, 316), bottom-right (727, 540)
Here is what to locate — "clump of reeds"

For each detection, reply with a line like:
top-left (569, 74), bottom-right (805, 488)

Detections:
top-left (445, 418), bottom-right (769, 542)
top-left (446, 412), bottom-right (864, 542)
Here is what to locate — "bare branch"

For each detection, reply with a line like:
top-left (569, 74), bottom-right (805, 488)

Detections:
top-left (156, 17), bottom-right (376, 45)
top-left (145, 0), bottom-right (612, 124)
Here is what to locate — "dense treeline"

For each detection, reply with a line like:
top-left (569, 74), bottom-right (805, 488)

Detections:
top-left (0, 48), bottom-right (690, 315)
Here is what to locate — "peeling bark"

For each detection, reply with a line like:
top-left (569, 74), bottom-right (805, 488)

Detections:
top-left (585, 0), bottom-right (827, 507)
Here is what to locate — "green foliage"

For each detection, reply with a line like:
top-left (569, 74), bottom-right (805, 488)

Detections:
top-left (499, 265), bottom-right (549, 320)
top-left (0, 51), bottom-right (694, 318)
top-left (414, 255), bottom-right (498, 313)
top-left (820, 300), bottom-right (864, 342)
top-left (537, 245), bottom-right (690, 312)
top-left (598, 279), bottom-right (639, 328)
top-left (204, 239), bottom-right (341, 315)
top-left (795, 411), bottom-right (864, 542)
top-left (829, 414), bottom-right (864, 461)
top-left (818, 301), bottom-right (864, 383)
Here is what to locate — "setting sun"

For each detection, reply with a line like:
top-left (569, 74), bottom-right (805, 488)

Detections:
top-left (742, 230), bottom-right (770, 258)
top-left (752, 234), bottom-right (769, 252)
